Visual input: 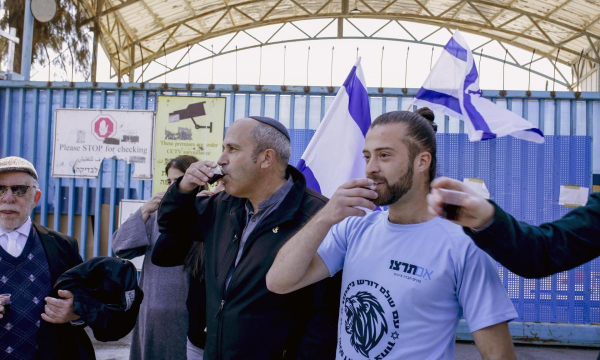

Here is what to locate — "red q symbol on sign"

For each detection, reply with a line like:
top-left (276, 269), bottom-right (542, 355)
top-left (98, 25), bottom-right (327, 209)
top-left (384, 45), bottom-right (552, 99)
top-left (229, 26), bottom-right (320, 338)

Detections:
top-left (91, 115), bottom-right (117, 140)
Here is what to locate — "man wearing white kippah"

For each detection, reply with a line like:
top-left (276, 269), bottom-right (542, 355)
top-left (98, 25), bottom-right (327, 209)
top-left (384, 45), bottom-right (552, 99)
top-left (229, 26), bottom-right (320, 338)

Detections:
top-left (0, 156), bottom-right (93, 360)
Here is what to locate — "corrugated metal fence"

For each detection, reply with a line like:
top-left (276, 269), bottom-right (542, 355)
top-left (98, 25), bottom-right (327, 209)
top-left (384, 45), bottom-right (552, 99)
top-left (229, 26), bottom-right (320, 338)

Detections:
top-left (0, 82), bottom-right (598, 334)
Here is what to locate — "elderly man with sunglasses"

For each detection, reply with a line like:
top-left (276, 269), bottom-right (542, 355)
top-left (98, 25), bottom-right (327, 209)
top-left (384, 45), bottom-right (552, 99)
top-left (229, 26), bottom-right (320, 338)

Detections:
top-left (0, 157), bottom-right (93, 360)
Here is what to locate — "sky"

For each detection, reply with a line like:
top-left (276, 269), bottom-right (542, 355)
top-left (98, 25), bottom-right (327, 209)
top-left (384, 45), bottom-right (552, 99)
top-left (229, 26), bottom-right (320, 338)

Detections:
top-left (1, 13), bottom-right (572, 92)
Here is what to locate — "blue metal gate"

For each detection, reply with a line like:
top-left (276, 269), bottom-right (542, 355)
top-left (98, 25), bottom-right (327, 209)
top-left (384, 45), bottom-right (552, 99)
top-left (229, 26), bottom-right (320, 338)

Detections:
top-left (0, 81), bottom-right (598, 344)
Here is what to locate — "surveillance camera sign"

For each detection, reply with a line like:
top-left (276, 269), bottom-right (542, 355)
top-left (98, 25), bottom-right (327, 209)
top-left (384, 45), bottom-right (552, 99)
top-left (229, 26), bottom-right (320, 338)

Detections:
top-left (52, 109), bottom-right (155, 179)
top-left (154, 96), bottom-right (226, 193)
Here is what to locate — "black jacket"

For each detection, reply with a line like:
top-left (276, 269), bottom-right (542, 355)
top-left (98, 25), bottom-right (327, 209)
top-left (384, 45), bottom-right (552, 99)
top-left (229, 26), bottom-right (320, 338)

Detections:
top-left (54, 257), bottom-right (144, 342)
top-left (153, 166), bottom-right (340, 360)
top-left (464, 192), bottom-right (600, 278)
top-left (33, 223), bottom-right (95, 360)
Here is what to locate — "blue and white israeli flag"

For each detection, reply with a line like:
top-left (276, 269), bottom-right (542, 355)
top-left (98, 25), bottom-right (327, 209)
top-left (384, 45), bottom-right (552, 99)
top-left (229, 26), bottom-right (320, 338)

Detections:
top-left (297, 57), bottom-right (372, 198)
top-left (413, 30), bottom-right (544, 143)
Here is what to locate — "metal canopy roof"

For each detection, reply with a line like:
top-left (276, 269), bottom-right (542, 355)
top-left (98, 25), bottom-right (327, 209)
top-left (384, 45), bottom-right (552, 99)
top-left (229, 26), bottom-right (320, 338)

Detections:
top-left (78, 0), bottom-right (600, 80)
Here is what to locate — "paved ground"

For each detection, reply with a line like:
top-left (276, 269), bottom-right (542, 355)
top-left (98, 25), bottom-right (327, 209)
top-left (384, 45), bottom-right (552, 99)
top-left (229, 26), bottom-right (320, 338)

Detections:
top-left (90, 329), bottom-right (599, 360)
top-left (454, 342), bottom-right (598, 360)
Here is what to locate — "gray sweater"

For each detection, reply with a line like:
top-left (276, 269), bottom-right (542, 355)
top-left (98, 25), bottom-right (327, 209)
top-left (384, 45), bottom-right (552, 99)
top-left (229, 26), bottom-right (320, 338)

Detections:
top-left (113, 209), bottom-right (189, 360)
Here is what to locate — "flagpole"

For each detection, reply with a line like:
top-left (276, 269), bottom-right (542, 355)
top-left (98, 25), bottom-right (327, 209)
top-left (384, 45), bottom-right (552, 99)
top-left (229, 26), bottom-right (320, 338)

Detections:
top-left (403, 46), bottom-right (410, 94)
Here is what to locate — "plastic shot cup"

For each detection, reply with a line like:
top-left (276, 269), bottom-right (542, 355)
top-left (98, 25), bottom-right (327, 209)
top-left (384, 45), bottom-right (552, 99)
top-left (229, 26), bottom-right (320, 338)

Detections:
top-left (207, 167), bottom-right (224, 185)
top-left (362, 183), bottom-right (378, 190)
top-left (438, 188), bottom-right (466, 220)
top-left (0, 294), bottom-right (11, 314)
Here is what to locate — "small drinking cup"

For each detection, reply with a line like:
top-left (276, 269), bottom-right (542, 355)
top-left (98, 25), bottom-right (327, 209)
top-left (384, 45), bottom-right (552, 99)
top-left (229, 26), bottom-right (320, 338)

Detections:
top-left (0, 294), bottom-right (11, 314)
top-left (438, 188), bottom-right (466, 220)
top-left (208, 167), bottom-right (224, 185)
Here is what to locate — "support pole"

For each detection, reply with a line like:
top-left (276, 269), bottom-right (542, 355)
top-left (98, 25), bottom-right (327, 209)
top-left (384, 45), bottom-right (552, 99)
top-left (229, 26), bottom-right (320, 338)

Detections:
top-left (7, 28), bottom-right (17, 73)
top-left (339, 0), bottom-right (349, 38)
top-left (20, 0), bottom-right (34, 80)
top-left (91, 0), bottom-right (104, 83)
top-left (129, 43), bottom-right (135, 82)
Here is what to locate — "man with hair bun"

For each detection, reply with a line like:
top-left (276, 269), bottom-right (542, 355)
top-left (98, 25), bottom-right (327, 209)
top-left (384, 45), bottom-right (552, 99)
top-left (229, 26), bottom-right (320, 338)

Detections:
top-left (153, 116), bottom-right (340, 359)
top-left (267, 109), bottom-right (517, 360)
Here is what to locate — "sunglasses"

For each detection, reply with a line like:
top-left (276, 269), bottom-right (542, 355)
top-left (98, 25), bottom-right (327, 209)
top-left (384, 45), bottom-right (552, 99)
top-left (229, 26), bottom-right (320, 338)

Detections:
top-left (0, 185), bottom-right (35, 197)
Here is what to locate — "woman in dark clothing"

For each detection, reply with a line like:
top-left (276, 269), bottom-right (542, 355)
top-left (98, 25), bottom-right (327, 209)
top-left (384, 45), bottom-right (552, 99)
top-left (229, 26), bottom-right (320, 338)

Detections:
top-left (113, 155), bottom-right (206, 360)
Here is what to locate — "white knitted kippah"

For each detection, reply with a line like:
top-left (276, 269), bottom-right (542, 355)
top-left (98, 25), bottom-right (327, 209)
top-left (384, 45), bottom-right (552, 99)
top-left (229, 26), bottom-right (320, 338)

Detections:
top-left (0, 156), bottom-right (38, 180)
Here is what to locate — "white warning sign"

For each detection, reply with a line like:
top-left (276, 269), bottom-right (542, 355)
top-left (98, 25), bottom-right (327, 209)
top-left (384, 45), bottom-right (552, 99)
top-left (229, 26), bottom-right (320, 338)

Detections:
top-left (52, 109), bottom-right (155, 179)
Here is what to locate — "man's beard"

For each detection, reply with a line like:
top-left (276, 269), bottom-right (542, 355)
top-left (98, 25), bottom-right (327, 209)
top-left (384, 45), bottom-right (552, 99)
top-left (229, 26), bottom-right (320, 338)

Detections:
top-left (369, 162), bottom-right (414, 206)
top-left (0, 207), bottom-right (30, 231)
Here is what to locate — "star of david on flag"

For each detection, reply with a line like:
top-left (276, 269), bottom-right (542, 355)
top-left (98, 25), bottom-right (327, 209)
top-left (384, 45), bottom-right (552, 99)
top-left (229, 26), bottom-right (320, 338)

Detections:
top-left (413, 30), bottom-right (544, 143)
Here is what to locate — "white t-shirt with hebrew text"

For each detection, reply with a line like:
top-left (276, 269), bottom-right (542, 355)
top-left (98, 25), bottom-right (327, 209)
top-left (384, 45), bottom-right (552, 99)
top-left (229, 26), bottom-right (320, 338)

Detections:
top-left (317, 211), bottom-right (517, 360)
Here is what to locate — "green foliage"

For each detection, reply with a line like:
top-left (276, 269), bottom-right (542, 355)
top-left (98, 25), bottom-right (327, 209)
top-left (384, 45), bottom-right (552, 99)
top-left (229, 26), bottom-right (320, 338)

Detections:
top-left (0, 0), bottom-right (90, 78)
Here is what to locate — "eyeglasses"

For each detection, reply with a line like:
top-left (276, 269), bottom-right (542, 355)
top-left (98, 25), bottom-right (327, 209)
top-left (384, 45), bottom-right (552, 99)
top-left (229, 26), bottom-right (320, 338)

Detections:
top-left (0, 185), bottom-right (35, 197)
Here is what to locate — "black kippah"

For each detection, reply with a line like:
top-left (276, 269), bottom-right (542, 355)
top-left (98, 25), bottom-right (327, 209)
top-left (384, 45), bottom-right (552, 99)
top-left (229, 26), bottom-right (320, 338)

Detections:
top-left (249, 116), bottom-right (290, 141)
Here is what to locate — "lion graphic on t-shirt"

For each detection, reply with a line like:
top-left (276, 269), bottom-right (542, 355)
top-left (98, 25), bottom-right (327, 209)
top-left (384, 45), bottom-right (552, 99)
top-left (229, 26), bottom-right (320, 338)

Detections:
top-left (344, 291), bottom-right (388, 357)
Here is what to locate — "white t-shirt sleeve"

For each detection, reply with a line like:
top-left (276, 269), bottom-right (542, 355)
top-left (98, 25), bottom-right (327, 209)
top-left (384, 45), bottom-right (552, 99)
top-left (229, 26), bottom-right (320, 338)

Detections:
top-left (456, 240), bottom-right (518, 333)
top-left (317, 219), bottom-right (350, 277)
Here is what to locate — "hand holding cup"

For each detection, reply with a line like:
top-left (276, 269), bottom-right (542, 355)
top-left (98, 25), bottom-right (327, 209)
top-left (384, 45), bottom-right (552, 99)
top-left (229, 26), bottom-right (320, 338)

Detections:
top-left (0, 294), bottom-right (11, 319)
top-left (179, 161), bottom-right (219, 193)
top-left (317, 178), bottom-right (378, 227)
top-left (427, 177), bottom-right (495, 229)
